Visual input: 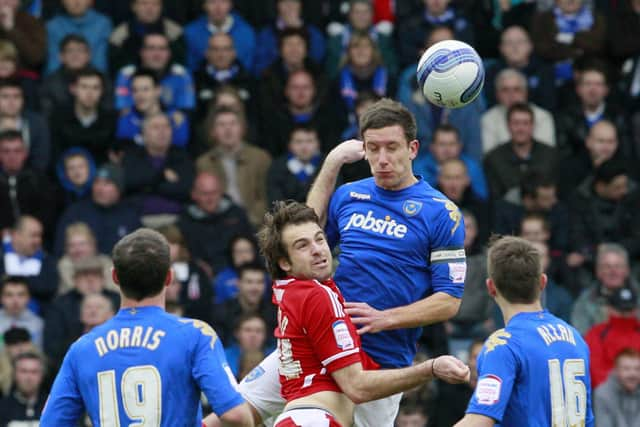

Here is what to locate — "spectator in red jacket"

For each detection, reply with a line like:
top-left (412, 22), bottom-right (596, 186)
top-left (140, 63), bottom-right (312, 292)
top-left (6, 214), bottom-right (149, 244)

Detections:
top-left (585, 285), bottom-right (640, 388)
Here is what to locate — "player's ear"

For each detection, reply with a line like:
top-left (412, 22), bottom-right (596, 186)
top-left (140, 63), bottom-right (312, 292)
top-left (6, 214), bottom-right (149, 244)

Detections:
top-left (539, 273), bottom-right (548, 292)
top-left (486, 278), bottom-right (497, 298)
top-left (164, 268), bottom-right (173, 288)
top-left (409, 139), bottom-right (419, 160)
top-left (278, 257), bottom-right (292, 274)
top-left (111, 267), bottom-right (120, 287)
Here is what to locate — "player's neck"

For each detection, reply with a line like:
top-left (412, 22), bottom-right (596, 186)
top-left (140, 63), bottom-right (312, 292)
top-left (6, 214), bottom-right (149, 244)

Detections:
top-left (120, 294), bottom-right (166, 310)
top-left (500, 301), bottom-right (543, 325)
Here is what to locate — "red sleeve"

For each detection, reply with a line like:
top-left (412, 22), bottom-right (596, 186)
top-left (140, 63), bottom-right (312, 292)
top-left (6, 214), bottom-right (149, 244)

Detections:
top-left (302, 285), bottom-right (362, 373)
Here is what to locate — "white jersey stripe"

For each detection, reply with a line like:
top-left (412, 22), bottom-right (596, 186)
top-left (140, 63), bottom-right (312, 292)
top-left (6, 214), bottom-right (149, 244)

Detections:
top-left (321, 347), bottom-right (360, 366)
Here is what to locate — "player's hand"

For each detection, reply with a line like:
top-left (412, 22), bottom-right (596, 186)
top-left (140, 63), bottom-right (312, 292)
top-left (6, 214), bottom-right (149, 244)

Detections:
top-left (431, 355), bottom-right (471, 384)
top-left (328, 139), bottom-right (366, 166)
top-left (344, 302), bottom-right (391, 334)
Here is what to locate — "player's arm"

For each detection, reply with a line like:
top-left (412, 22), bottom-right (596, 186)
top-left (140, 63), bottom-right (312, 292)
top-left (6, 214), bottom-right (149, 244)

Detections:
top-left (39, 345), bottom-right (85, 426)
top-left (453, 414), bottom-right (495, 427)
top-left (331, 355), bottom-right (470, 404)
top-left (307, 139), bottom-right (365, 226)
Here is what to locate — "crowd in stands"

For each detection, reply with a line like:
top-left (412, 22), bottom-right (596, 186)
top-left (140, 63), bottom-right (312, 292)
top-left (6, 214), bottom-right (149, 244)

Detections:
top-left (0, 0), bottom-right (640, 425)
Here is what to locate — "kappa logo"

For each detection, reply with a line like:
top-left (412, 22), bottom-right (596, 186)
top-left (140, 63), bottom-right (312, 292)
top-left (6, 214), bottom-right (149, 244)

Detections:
top-left (349, 191), bottom-right (371, 200)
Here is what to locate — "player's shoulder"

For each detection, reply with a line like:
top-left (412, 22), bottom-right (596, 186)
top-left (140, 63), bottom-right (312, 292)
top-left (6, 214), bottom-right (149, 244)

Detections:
top-left (176, 316), bottom-right (221, 349)
top-left (335, 177), bottom-right (376, 201)
top-left (482, 328), bottom-right (517, 355)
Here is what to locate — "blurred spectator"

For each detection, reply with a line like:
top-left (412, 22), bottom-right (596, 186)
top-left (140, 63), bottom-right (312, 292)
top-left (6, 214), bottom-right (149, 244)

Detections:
top-left (396, 25), bottom-right (483, 161)
top-left (567, 159), bottom-right (640, 268)
top-left (0, 351), bottom-right (47, 425)
top-left (0, 39), bottom-right (38, 110)
top-left (45, 0), bottom-right (113, 74)
top-left (116, 68), bottom-right (190, 148)
top-left (0, 79), bottom-right (50, 173)
top-left (185, 0), bottom-right (256, 71)
top-left (50, 67), bottom-right (117, 166)
top-left (57, 222), bottom-right (114, 294)
top-left (481, 69), bottom-right (556, 154)
top-left (531, 0), bottom-right (606, 86)
top-left (264, 69), bottom-right (343, 157)
top-left (609, 0), bottom-right (640, 61)
top-left (122, 112), bottom-right (194, 224)
top-left (0, 276), bottom-right (42, 348)
top-left (586, 286), bottom-right (640, 387)
top-left (40, 35), bottom-right (114, 119)
top-left (253, 0), bottom-right (325, 75)
top-left (394, 399), bottom-right (428, 427)
top-left (213, 233), bottom-right (262, 304)
top-left (0, 0), bottom-right (45, 72)
top-left (54, 163), bottom-right (142, 256)
top-left (446, 210), bottom-right (492, 340)
top-left (0, 216), bottom-right (58, 306)
top-left (339, 91), bottom-right (376, 182)
top-left (594, 348), bottom-right (640, 427)
top-left (484, 26), bottom-right (556, 112)
top-left (55, 147), bottom-right (95, 206)
top-left (43, 256), bottom-right (119, 370)
top-left (193, 33), bottom-right (254, 120)
top-left (484, 103), bottom-right (558, 199)
top-left (571, 243), bottom-right (640, 334)
top-left (176, 172), bottom-right (253, 276)
top-left (196, 106), bottom-right (271, 226)
top-left (157, 224), bottom-right (214, 324)
top-left (325, 0), bottom-right (397, 80)
top-left (334, 33), bottom-right (393, 126)
top-left (0, 327), bottom-right (35, 397)
top-left (555, 62), bottom-right (630, 161)
top-left (79, 292), bottom-right (114, 333)
top-left (114, 32), bottom-right (195, 112)
top-left (429, 340), bottom-right (483, 426)
top-left (530, 240), bottom-right (573, 322)
top-left (558, 119), bottom-right (621, 199)
top-left (223, 313), bottom-right (269, 378)
top-left (0, 130), bottom-right (52, 231)
top-left (436, 160), bottom-right (489, 244)
top-left (267, 124), bottom-right (321, 205)
top-left (397, 0), bottom-right (474, 67)
top-left (109, 0), bottom-right (186, 72)
top-left (414, 124), bottom-right (488, 201)
top-left (212, 262), bottom-right (276, 346)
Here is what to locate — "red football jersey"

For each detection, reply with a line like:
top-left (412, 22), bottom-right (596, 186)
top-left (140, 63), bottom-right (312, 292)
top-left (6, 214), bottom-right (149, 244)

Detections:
top-left (272, 277), bottom-right (379, 401)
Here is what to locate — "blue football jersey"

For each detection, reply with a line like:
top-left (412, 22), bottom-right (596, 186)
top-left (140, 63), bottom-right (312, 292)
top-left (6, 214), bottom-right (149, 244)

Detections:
top-left (326, 177), bottom-right (466, 368)
top-left (466, 310), bottom-right (594, 427)
top-left (41, 306), bottom-right (243, 427)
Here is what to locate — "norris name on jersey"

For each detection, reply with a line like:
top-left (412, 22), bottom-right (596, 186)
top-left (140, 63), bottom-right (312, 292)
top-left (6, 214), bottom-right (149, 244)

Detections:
top-left (94, 326), bottom-right (166, 357)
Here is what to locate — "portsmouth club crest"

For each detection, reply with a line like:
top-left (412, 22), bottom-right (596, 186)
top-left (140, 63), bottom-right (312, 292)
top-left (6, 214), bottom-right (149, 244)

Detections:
top-left (402, 200), bottom-right (423, 216)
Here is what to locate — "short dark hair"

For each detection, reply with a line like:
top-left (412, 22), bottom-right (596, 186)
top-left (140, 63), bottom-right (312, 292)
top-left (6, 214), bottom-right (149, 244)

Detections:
top-left (578, 58), bottom-right (609, 85)
top-left (257, 201), bottom-right (320, 279)
top-left (3, 327), bottom-right (30, 345)
top-left (112, 228), bottom-right (171, 301)
top-left (355, 91), bottom-right (382, 110)
top-left (131, 67), bottom-right (160, 86)
top-left (520, 171), bottom-right (555, 199)
top-left (60, 34), bottom-right (89, 51)
top-left (594, 158), bottom-right (628, 184)
top-left (233, 312), bottom-right (266, 333)
top-left (0, 77), bottom-right (23, 92)
top-left (615, 348), bottom-right (640, 364)
top-left (289, 123), bottom-right (318, 139)
top-left (0, 129), bottom-right (23, 145)
top-left (278, 27), bottom-right (309, 50)
top-left (433, 123), bottom-right (460, 141)
top-left (359, 98), bottom-right (417, 142)
top-left (487, 236), bottom-right (542, 304)
top-left (507, 102), bottom-right (534, 122)
top-left (520, 212), bottom-right (550, 233)
top-left (12, 350), bottom-right (45, 371)
top-left (72, 66), bottom-right (105, 86)
top-left (237, 261), bottom-right (266, 280)
top-left (1, 276), bottom-right (29, 293)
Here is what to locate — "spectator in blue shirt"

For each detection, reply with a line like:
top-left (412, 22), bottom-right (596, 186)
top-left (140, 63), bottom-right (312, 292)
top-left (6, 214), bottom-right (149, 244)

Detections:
top-left (114, 32), bottom-right (195, 112)
top-left (185, 0), bottom-right (256, 72)
top-left (45, 0), bottom-right (112, 74)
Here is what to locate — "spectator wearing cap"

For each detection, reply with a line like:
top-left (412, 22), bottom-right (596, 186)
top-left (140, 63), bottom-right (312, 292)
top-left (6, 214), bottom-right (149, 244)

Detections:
top-left (54, 163), bottom-right (141, 256)
top-left (43, 256), bottom-right (119, 371)
top-left (572, 243), bottom-right (640, 334)
top-left (0, 216), bottom-right (58, 307)
top-left (0, 351), bottom-right (47, 424)
top-left (0, 276), bottom-right (42, 349)
top-left (594, 348), bottom-right (640, 427)
top-left (567, 158), bottom-right (640, 270)
top-left (586, 286), bottom-right (640, 388)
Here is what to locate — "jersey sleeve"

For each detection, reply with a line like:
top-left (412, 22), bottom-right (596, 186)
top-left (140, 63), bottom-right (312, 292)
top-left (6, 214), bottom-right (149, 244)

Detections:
top-left (465, 339), bottom-right (518, 423)
top-left (39, 344), bottom-right (84, 426)
top-left (302, 286), bottom-right (362, 373)
top-left (325, 186), bottom-right (348, 249)
top-left (188, 319), bottom-right (245, 416)
top-left (428, 199), bottom-right (466, 298)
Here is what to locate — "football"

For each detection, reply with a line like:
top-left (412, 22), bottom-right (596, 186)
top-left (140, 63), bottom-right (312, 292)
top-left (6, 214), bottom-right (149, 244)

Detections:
top-left (416, 40), bottom-right (485, 109)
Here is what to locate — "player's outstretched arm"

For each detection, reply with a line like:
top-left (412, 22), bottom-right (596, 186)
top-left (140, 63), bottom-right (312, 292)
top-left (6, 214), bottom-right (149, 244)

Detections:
top-left (219, 402), bottom-right (254, 427)
top-left (307, 139), bottom-right (365, 226)
top-left (454, 414), bottom-right (495, 427)
top-left (331, 355), bottom-right (469, 404)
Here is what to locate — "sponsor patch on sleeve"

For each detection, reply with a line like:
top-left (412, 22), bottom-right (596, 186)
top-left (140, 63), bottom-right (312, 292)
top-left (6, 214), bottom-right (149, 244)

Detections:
top-left (475, 375), bottom-right (502, 405)
top-left (430, 248), bottom-right (466, 263)
top-left (448, 262), bottom-right (467, 283)
top-left (332, 320), bottom-right (354, 350)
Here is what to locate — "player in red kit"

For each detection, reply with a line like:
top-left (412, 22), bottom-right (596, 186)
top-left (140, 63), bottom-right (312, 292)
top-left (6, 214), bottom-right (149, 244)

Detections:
top-left (255, 201), bottom-right (470, 427)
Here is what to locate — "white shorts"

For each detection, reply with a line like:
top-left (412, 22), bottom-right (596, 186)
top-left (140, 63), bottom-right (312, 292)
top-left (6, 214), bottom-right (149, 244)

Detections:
top-left (274, 407), bottom-right (341, 427)
top-left (239, 350), bottom-right (402, 427)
